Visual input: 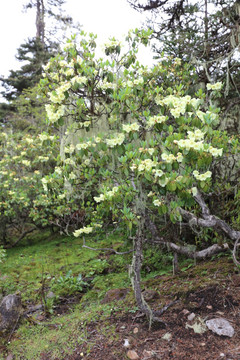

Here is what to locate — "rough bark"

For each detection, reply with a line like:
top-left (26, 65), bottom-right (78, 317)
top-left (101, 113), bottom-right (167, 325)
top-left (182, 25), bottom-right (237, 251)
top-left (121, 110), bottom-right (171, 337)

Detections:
top-left (179, 190), bottom-right (240, 242)
top-left (36, 0), bottom-right (45, 44)
top-left (129, 227), bottom-right (177, 326)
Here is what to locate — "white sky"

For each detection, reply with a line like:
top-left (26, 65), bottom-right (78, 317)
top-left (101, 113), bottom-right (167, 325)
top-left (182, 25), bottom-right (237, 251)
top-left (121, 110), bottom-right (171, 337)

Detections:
top-left (0, 0), bottom-right (153, 101)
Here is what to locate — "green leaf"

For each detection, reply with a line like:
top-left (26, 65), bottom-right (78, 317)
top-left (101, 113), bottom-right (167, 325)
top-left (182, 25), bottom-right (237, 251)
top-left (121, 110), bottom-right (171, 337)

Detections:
top-left (167, 182), bottom-right (177, 192)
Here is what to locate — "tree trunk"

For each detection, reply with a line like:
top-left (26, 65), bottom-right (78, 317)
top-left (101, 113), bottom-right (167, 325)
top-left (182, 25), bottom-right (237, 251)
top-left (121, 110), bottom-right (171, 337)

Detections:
top-left (36, 0), bottom-right (45, 44)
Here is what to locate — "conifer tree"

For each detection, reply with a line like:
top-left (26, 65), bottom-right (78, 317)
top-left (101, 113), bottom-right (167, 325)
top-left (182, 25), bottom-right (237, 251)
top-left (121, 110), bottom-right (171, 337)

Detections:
top-left (0, 0), bottom-right (73, 101)
top-left (128, 0), bottom-right (240, 128)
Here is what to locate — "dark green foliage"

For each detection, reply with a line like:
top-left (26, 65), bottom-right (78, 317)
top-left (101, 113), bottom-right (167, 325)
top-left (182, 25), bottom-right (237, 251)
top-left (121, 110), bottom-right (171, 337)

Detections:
top-left (128, 0), bottom-right (240, 122)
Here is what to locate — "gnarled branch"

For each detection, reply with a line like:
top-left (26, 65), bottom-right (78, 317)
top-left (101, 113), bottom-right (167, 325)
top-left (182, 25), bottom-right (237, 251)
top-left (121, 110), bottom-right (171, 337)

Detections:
top-left (179, 189), bottom-right (240, 242)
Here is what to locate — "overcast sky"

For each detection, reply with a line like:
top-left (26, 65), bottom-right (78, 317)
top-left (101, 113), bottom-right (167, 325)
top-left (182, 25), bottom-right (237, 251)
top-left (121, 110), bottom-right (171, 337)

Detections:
top-left (0, 0), bottom-right (153, 100)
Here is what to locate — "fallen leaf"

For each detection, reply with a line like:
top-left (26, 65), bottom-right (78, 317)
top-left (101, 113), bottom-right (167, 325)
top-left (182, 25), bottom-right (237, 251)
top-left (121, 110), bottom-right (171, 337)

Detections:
top-left (162, 332), bottom-right (172, 341)
top-left (133, 327), bottom-right (139, 334)
top-left (127, 350), bottom-right (139, 359)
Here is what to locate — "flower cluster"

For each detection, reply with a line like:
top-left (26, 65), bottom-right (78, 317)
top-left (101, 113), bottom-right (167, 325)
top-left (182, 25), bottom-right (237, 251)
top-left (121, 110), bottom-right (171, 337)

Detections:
top-left (161, 152), bottom-right (183, 163)
top-left (174, 129), bottom-right (223, 156)
top-left (76, 141), bottom-right (95, 150)
top-left (156, 95), bottom-right (199, 118)
top-left (94, 186), bottom-right (119, 203)
top-left (71, 76), bottom-right (88, 86)
top-left (104, 39), bottom-right (121, 49)
top-left (208, 146), bottom-right (223, 157)
top-left (152, 169), bottom-right (164, 177)
top-left (73, 226), bottom-right (93, 237)
top-left (49, 82), bottom-right (71, 104)
top-left (187, 129), bottom-right (205, 141)
top-left (100, 81), bottom-right (116, 90)
top-left (139, 147), bottom-right (155, 156)
top-left (64, 144), bottom-right (76, 154)
top-left (38, 156), bottom-right (49, 162)
top-left (122, 122), bottom-right (140, 133)
top-left (122, 78), bottom-right (144, 88)
top-left (193, 170), bottom-right (212, 181)
top-left (196, 110), bottom-right (218, 123)
top-left (22, 160), bottom-right (31, 167)
top-left (106, 133), bottom-right (125, 148)
top-left (206, 82), bottom-right (222, 91)
top-left (147, 115), bottom-right (167, 127)
top-left (137, 159), bottom-right (157, 172)
top-left (45, 104), bottom-right (65, 123)
top-left (39, 134), bottom-right (55, 143)
top-left (174, 138), bottom-right (204, 151)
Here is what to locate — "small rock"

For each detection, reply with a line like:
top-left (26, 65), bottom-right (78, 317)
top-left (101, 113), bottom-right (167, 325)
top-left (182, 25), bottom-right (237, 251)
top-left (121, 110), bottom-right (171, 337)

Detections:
top-left (0, 294), bottom-right (22, 334)
top-left (133, 327), bottom-right (139, 334)
top-left (182, 309), bottom-right (190, 315)
top-left (162, 332), bottom-right (172, 341)
top-left (206, 305), bottom-right (213, 310)
top-left (127, 350), bottom-right (139, 359)
top-left (187, 313), bottom-right (196, 321)
top-left (206, 318), bottom-right (234, 337)
top-left (200, 342), bottom-right (206, 347)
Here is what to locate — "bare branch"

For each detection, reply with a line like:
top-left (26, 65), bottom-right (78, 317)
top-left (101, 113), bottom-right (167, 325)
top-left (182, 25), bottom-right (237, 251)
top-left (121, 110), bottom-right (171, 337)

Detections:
top-left (151, 239), bottom-right (229, 259)
top-left (179, 207), bottom-right (240, 242)
top-left (6, 227), bottom-right (37, 248)
top-left (146, 214), bottom-right (230, 259)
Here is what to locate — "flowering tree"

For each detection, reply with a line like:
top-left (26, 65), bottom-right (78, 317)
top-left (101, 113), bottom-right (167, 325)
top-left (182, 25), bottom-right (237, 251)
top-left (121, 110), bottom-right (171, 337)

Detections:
top-left (0, 131), bottom-right (77, 246)
top-left (41, 29), bottom-right (240, 322)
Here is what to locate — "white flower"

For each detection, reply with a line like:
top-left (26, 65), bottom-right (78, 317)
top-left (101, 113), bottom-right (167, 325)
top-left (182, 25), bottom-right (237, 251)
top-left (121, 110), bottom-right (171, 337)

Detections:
top-left (154, 169), bottom-right (164, 177)
top-left (153, 199), bottom-right (162, 207)
top-left (191, 187), bottom-right (198, 196)
top-left (208, 146), bottom-right (223, 157)
top-left (147, 191), bottom-right (154, 197)
top-left (161, 153), bottom-right (176, 163)
top-left (22, 160), bottom-right (31, 167)
top-left (94, 194), bottom-right (105, 203)
top-left (69, 172), bottom-right (77, 180)
top-left (130, 163), bottom-right (137, 171)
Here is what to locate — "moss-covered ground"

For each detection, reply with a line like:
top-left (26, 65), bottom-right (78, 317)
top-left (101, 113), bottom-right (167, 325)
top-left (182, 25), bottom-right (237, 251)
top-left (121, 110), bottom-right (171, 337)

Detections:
top-left (0, 231), bottom-right (239, 359)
